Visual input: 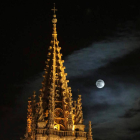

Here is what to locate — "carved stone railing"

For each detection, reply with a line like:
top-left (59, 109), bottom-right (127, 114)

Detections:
top-left (75, 131), bottom-right (87, 137)
top-left (36, 129), bottom-right (87, 137)
top-left (36, 129), bottom-right (46, 135)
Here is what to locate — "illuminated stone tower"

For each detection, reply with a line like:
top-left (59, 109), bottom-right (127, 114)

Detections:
top-left (20, 3), bottom-right (93, 140)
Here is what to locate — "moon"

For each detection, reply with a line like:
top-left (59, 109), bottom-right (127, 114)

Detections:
top-left (96, 79), bottom-right (105, 88)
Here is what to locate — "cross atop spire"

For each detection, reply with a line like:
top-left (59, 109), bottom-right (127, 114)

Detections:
top-left (51, 3), bottom-right (57, 14)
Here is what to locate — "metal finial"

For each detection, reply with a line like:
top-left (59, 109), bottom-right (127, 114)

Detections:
top-left (33, 91), bottom-right (36, 98)
top-left (51, 3), bottom-right (57, 14)
top-left (28, 97), bottom-right (31, 101)
top-left (39, 94), bottom-right (42, 101)
top-left (77, 89), bottom-right (80, 95)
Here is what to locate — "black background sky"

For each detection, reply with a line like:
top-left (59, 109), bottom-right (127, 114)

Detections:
top-left (1, 1), bottom-right (140, 140)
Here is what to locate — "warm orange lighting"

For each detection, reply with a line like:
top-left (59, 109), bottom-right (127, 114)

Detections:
top-left (54, 124), bottom-right (58, 130)
top-left (54, 124), bottom-right (60, 130)
top-left (72, 125), bottom-right (75, 131)
top-left (21, 4), bottom-right (93, 140)
top-left (58, 124), bottom-right (60, 130)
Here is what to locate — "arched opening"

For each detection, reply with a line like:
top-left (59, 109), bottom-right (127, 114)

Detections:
top-left (75, 128), bottom-right (79, 131)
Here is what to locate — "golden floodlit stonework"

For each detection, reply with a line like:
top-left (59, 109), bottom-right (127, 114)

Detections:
top-left (20, 3), bottom-right (93, 140)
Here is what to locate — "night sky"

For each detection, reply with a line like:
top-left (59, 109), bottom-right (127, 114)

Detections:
top-left (1, 1), bottom-right (140, 140)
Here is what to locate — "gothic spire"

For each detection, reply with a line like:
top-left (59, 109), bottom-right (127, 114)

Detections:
top-left (21, 3), bottom-right (93, 140)
top-left (39, 3), bottom-right (73, 130)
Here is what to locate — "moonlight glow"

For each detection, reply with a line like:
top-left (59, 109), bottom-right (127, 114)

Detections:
top-left (96, 79), bottom-right (105, 88)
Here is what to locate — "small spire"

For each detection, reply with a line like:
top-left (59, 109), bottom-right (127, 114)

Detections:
top-left (27, 97), bottom-right (32, 134)
top-left (32, 91), bottom-right (36, 115)
top-left (39, 94), bottom-right (42, 102)
top-left (67, 92), bottom-right (73, 130)
top-left (87, 121), bottom-right (93, 140)
top-left (37, 94), bottom-right (45, 122)
top-left (76, 94), bottom-right (83, 124)
top-left (33, 91), bottom-right (36, 98)
top-left (77, 94), bottom-right (82, 104)
top-left (89, 121), bottom-right (92, 132)
top-left (73, 101), bottom-right (77, 124)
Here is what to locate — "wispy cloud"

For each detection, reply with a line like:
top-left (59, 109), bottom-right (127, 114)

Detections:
top-left (92, 98), bottom-right (140, 140)
top-left (64, 37), bottom-right (140, 77)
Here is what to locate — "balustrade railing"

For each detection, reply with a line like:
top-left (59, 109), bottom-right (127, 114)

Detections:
top-left (36, 129), bottom-right (87, 137)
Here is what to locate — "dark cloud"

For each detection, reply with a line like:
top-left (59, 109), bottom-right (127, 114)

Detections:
top-left (68, 45), bottom-right (140, 87)
top-left (128, 127), bottom-right (140, 133)
top-left (82, 102), bottom-right (111, 121)
top-left (119, 108), bottom-right (140, 118)
top-left (91, 98), bottom-right (140, 139)
top-left (119, 98), bottom-right (140, 118)
top-left (65, 37), bottom-right (140, 77)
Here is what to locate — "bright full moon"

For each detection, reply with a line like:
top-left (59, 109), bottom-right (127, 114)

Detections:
top-left (96, 79), bottom-right (105, 88)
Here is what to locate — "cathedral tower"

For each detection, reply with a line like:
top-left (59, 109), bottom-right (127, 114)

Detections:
top-left (20, 3), bottom-right (93, 140)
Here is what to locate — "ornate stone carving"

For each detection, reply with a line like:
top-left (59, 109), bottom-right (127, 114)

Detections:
top-left (21, 3), bottom-right (93, 140)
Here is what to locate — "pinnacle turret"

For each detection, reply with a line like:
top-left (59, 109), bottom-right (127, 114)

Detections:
top-left (32, 91), bottom-right (36, 114)
top-left (27, 97), bottom-right (32, 135)
top-left (87, 121), bottom-right (93, 140)
top-left (76, 94), bottom-right (84, 124)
